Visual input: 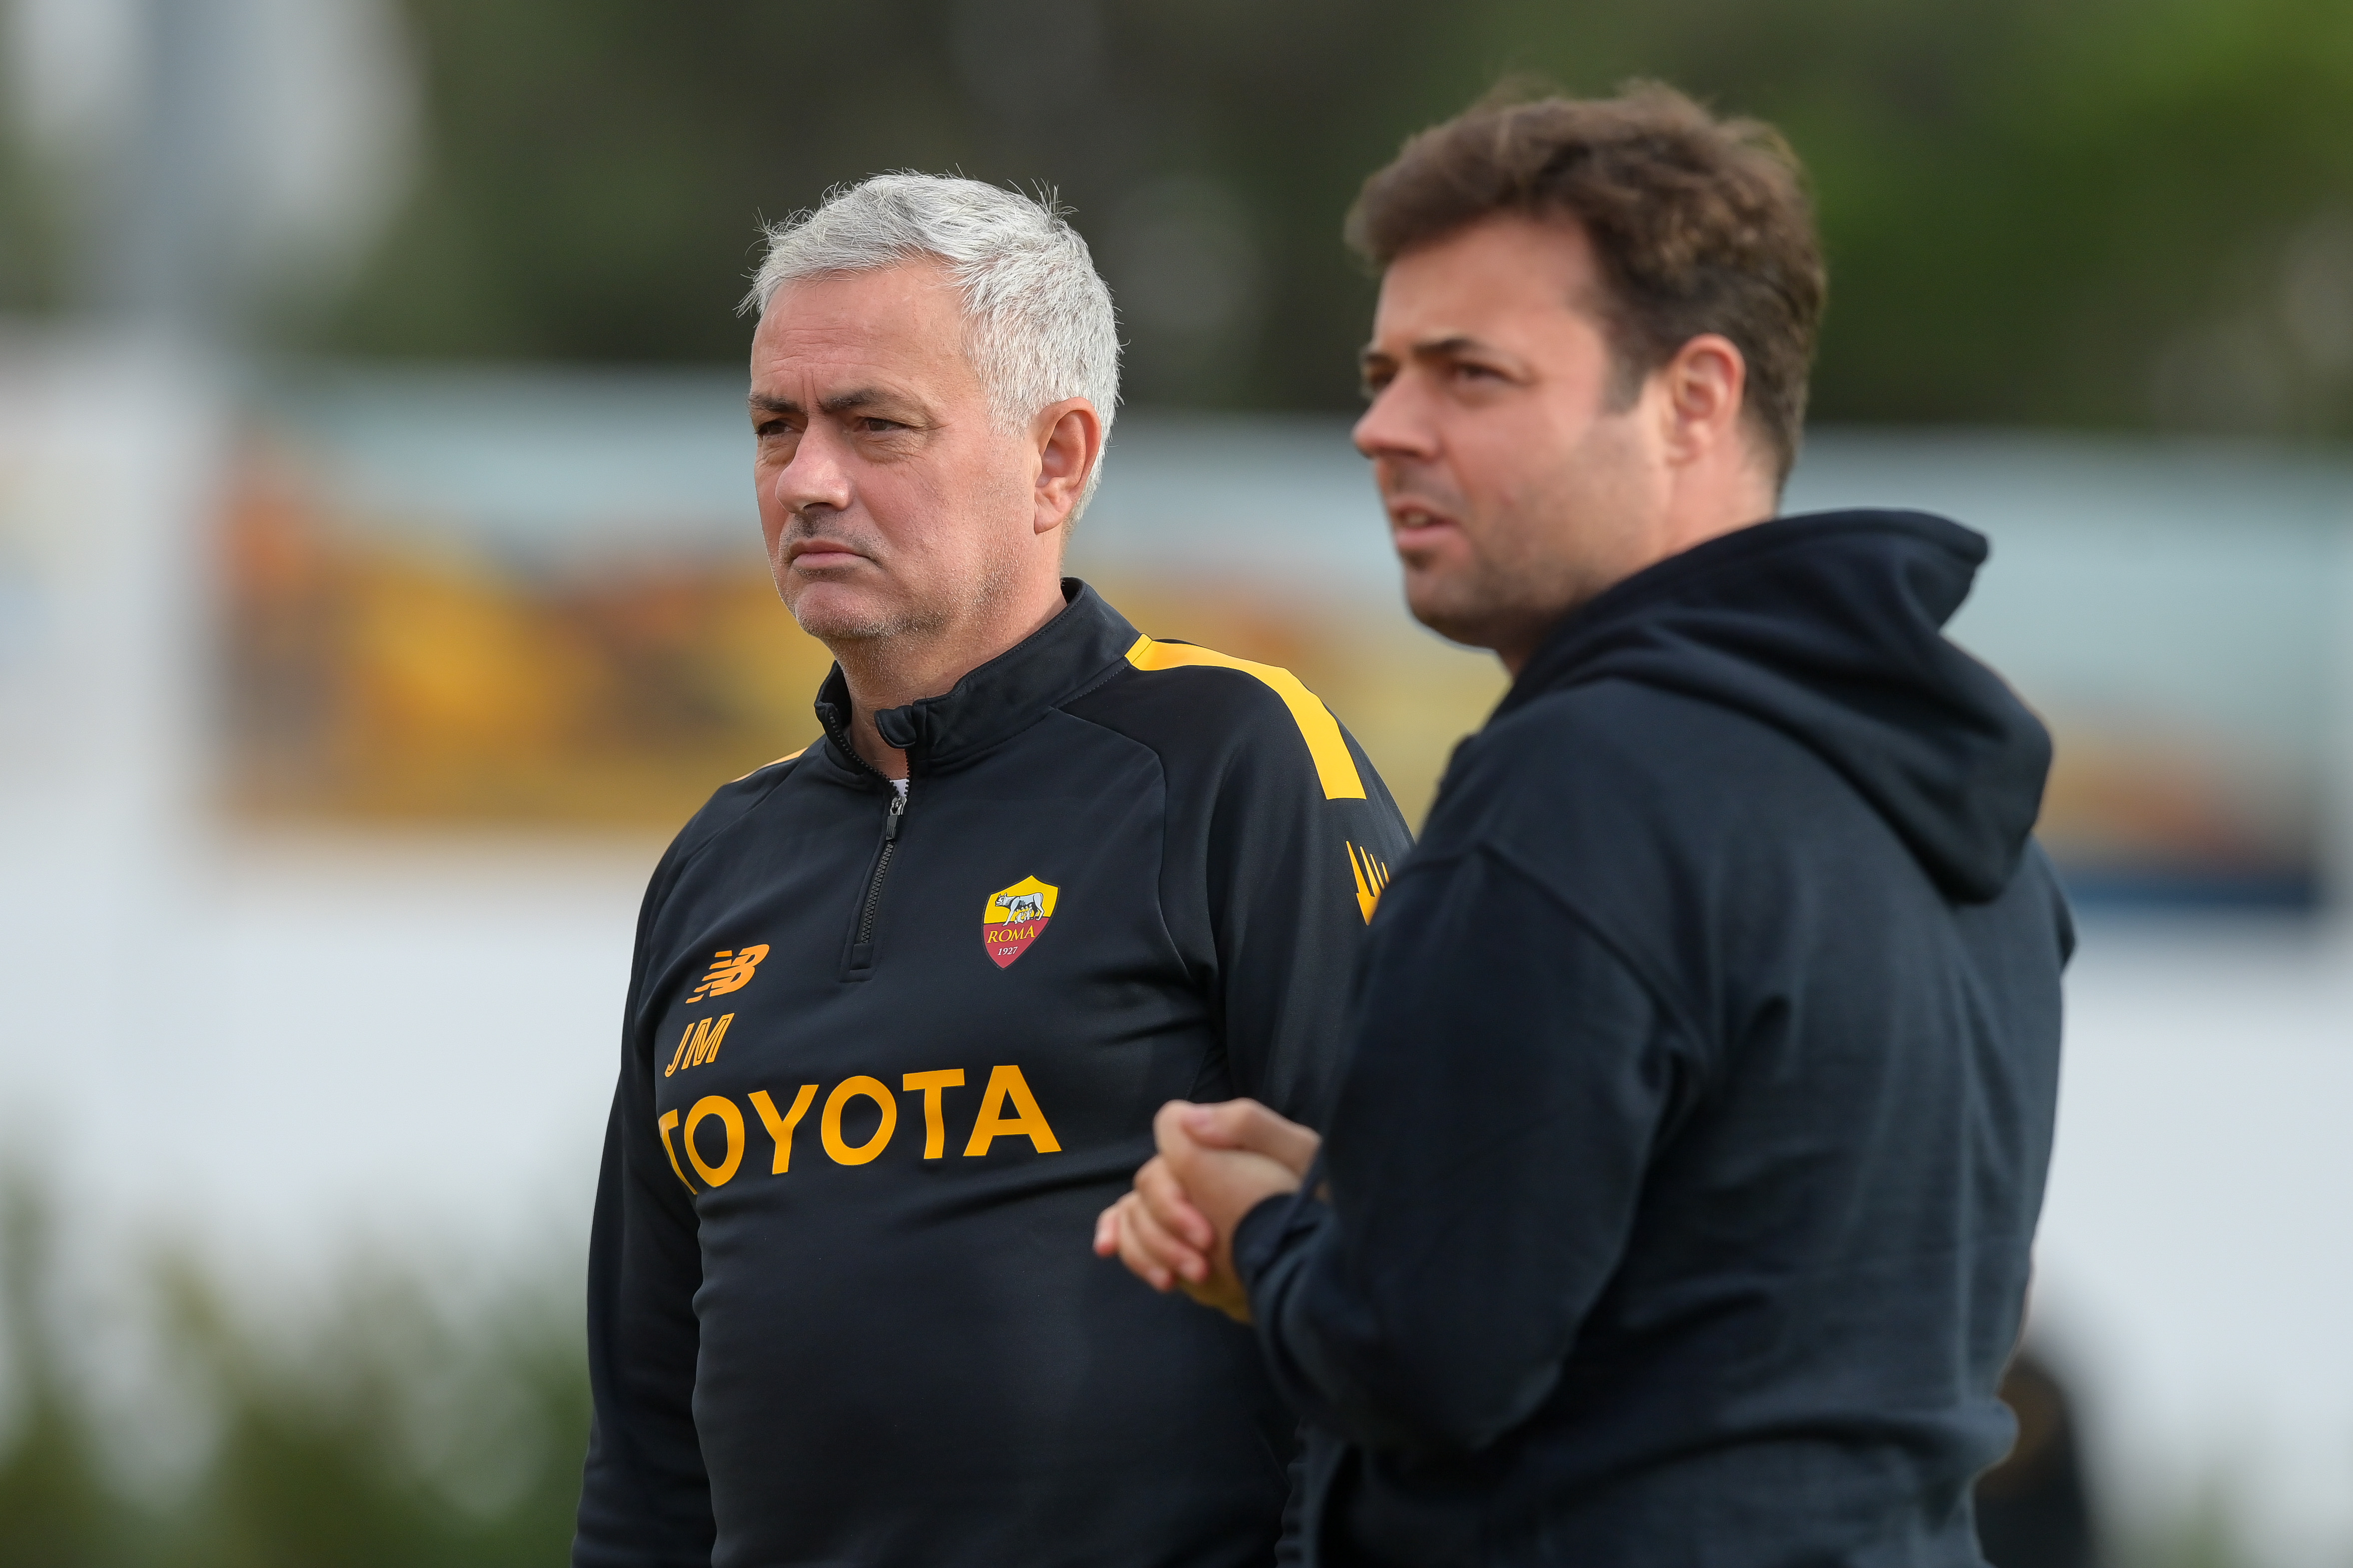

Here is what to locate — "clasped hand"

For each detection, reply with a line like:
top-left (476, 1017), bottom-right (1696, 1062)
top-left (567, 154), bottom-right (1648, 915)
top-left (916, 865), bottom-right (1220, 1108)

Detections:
top-left (1093, 1099), bottom-right (1321, 1323)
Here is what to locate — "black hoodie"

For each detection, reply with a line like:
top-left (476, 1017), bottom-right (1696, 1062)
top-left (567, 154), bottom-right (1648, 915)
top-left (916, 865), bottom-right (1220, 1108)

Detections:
top-left (1233, 511), bottom-right (2073, 1568)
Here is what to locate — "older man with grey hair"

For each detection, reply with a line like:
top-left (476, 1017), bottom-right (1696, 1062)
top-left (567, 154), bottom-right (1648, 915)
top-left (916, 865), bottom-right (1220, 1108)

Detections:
top-left (572, 175), bottom-right (1413, 1568)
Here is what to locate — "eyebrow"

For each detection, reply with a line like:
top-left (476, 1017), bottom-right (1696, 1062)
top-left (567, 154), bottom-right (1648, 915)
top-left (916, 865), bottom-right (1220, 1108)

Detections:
top-left (748, 387), bottom-right (910, 417)
top-left (1361, 334), bottom-right (1492, 370)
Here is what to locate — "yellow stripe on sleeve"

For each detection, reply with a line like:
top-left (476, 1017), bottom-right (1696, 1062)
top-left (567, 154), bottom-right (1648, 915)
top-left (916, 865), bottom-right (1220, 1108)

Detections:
top-left (1124, 634), bottom-right (1366, 800)
top-left (732, 747), bottom-right (807, 783)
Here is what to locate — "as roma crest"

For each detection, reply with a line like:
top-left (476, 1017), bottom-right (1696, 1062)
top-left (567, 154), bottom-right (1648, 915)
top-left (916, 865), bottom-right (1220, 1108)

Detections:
top-left (982, 875), bottom-right (1059, 968)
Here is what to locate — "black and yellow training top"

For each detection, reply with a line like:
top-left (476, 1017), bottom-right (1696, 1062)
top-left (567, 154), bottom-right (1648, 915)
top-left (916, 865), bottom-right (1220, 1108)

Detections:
top-left (573, 581), bottom-right (1413, 1568)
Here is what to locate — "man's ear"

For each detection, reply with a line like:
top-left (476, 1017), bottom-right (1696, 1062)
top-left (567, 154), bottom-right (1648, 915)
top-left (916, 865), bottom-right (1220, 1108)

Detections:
top-left (1033, 399), bottom-right (1105, 533)
top-left (1658, 334), bottom-right (1747, 469)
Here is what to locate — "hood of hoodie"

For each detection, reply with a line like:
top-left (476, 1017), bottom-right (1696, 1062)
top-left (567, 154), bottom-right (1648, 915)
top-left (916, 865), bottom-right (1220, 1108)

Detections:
top-left (1495, 509), bottom-right (2051, 903)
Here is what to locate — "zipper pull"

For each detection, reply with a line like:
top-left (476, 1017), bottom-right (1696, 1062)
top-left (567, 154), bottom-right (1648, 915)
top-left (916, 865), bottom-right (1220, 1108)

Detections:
top-left (883, 790), bottom-right (906, 840)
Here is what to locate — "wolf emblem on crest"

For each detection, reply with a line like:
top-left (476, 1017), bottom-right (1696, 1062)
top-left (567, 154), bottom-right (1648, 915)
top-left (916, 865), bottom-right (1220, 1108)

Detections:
top-left (994, 891), bottom-right (1048, 923)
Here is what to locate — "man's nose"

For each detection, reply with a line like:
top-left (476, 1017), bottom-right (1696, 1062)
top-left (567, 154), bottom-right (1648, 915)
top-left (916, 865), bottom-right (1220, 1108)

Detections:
top-left (770, 422), bottom-right (855, 516)
top-left (1352, 380), bottom-right (1436, 463)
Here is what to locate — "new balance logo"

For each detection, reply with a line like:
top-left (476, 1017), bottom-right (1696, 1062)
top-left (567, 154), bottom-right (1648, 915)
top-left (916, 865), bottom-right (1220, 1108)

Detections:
top-left (688, 945), bottom-right (769, 1003)
top-left (665, 1013), bottom-right (734, 1077)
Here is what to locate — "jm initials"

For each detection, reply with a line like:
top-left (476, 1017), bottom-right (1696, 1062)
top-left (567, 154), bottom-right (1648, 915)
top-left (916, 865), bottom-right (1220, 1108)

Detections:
top-left (665, 1014), bottom-right (733, 1078)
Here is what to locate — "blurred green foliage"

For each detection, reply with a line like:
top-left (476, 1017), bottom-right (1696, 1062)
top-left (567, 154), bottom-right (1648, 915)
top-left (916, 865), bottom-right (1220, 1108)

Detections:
top-left (7, 0), bottom-right (2353, 433)
top-left (313, 0), bottom-right (2353, 436)
top-left (0, 1182), bottom-right (586, 1567)
top-left (0, 1166), bottom-right (2280, 1568)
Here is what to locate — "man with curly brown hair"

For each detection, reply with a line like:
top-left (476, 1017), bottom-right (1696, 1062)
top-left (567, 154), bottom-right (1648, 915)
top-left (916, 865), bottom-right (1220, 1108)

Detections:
top-left (1101, 85), bottom-right (2071, 1568)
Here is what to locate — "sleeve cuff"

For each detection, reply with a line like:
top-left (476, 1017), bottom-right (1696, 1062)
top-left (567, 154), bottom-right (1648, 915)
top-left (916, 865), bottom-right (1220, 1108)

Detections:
top-left (1234, 1186), bottom-right (1322, 1290)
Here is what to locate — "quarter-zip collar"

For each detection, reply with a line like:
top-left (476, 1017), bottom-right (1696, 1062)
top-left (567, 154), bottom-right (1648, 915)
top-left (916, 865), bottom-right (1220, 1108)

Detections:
top-left (808, 579), bottom-right (1138, 781)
